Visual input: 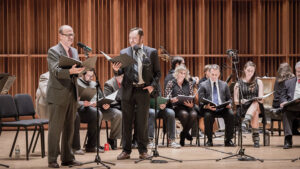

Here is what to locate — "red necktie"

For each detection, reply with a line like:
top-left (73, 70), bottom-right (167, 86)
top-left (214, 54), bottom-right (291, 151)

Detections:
top-left (68, 48), bottom-right (73, 58)
top-left (298, 79), bottom-right (300, 84)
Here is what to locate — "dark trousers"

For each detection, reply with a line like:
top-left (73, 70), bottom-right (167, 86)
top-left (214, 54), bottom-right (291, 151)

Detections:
top-left (121, 87), bottom-right (150, 154)
top-left (282, 104), bottom-right (300, 136)
top-left (175, 106), bottom-right (197, 135)
top-left (72, 106), bottom-right (98, 150)
top-left (204, 108), bottom-right (234, 141)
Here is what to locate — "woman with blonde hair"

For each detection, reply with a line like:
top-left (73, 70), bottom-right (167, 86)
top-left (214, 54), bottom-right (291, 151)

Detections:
top-left (165, 65), bottom-right (197, 146)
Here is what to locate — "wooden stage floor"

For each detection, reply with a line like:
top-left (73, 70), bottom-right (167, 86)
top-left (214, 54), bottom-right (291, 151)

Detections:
top-left (0, 130), bottom-right (300, 169)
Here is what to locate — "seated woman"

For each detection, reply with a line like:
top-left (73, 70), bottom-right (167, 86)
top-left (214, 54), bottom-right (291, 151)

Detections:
top-left (165, 65), bottom-right (197, 146)
top-left (234, 61), bottom-right (264, 148)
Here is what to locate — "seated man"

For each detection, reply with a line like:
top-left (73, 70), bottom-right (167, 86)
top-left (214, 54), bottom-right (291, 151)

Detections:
top-left (35, 71), bottom-right (50, 119)
top-left (280, 61), bottom-right (300, 149)
top-left (148, 103), bottom-right (181, 149)
top-left (198, 64), bottom-right (235, 147)
top-left (103, 74), bottom-right (123, 150)
top-left (72, 70), bottom-right (122, 154)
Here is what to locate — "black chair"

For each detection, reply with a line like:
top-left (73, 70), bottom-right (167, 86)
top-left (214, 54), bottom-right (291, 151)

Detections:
top-left (13, 94), bottom-right (48, 157)
top-left (0, 95), bottom-right (45, 160)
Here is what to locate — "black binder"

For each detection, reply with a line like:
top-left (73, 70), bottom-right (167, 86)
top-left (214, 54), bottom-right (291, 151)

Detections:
top-left (101, 51), bottom-right (136, 68)
top-left (284, 98), bottom-right (300, 108)
top-left (200, 97), bottom-right (231, 109)
top-left (59, 56), bottom-right (97, 70)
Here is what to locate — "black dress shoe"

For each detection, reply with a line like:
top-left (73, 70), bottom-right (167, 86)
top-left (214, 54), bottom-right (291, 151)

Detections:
top-left (180, 132), bottom-right (185, 146)
top-left (186, 133), bottom-right (193, 141)
top-left (283, 135), bottom-right (292, 149)
top-left (61, 160), bottom-right (82, 166)
top-left (108, 138), bottom-right (117, 150)
top-left (225, 140), bottom-right (235, 147)
top-left (48, 162), bottom-right (59, 168)
top-left (206, 140), bottom-right (213, 147)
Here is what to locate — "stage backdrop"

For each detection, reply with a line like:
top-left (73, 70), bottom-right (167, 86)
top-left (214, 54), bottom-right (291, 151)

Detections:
top-left (0, 0), bottom-right (299, 102)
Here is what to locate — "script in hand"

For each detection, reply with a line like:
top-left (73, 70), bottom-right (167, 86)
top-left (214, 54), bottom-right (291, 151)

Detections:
top-left (283, 98), bottom-right (300, 108)
top-left (150, 96), bottom-right (169, 109)
top-left (177, 95), bottom-right (194, 103)
top-left (246, 91), bottom-right (275, 103)
top-left (79, 87), bottom-right (97, 101)
top-left (200, 97), bottom-right (231, 109)
top-left (59, 56), bottom-right (97, 70)
top-left (97, 90), bottom-right (118, 108)
top-left (0, 73), bottom-right (16, 95)
top-left (101, 51), bottom-right (136, 68)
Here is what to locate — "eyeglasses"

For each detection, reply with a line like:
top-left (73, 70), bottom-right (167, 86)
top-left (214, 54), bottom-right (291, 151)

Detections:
top-left (61, 33), bottom-right (75, 37)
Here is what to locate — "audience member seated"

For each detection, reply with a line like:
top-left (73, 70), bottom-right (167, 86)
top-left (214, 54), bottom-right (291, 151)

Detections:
top-left (198, 64), bottom-right (235, 147)
top-left (165, 65), bottom-right (197, 146)
top-left (280, 61), bottom-right (300, 149)
top-left (35, 71), bottom-right (50, 119)
top-left (234, 61), bottom-right (264, 147)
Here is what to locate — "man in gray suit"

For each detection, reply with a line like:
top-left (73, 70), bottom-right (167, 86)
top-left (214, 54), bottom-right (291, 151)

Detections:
top-left (280, 61), bottom-right (300, 149)
top-left (198, 64), bottom-right (235, 147)
top-left (113, 27), bottom-right (161, 160)
top-left (47, 25), bottom-right (84, 168)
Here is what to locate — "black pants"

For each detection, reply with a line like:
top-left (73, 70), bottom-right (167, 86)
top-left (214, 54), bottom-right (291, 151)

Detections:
top-left (73, 106), bottom-right (98, 150)
top-left (204, 108), bottom-right (234, 141)
top-left (121, 87), bottom-right (150, 154)
top-left (175, 106), bottom-right (197, 135)
top-left (282, 104), bottom-right (300, 136)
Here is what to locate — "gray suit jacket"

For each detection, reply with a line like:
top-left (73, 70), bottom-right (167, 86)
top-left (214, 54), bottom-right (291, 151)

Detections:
top-left (198, 79), bottom-right (232, 109)
top-left (104, 77), bottom-right (122, 108)
top-left (46, 43), bottom-right (79, 106)
top-left (280, 77), bottom-right (297, 103)
top-left (116, 46), bottom-right (161, 100)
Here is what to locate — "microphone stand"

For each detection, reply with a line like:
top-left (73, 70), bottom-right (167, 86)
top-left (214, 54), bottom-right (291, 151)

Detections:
top-left (216, 53), bottom-right (263, 162)
top-left (135, 66), bottom-right (182, 164)
top-left (0, 125), bottom-right (9, 168)
top-left (79, 51), bottom-right (116, 169)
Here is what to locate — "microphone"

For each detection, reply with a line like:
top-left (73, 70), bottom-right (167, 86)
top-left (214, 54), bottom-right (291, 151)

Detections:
top-left (226, 49), bottom-right (238, 62)
top-left (77, 42), bottom-right (92, 52)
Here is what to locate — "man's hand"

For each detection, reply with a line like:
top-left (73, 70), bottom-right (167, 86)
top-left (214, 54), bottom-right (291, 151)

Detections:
top-left (280, 101), bottom-right (287, 108)
top-left (226, 104), bottom-right (232, 109)
top-left (184, 100), bottom-right (194, 108)
top-left (159, 104), bottom-right (166, 110)
top-left (102, 104), bottom-right (110, 110)
top-left (143, 86), bottom-right (154, 94)
top-left (241, 99), bottom-right (248, 104)
top-left (69, 64), bottom-right (85, 75)
top-left (205, 104), bottom-right (216, 111)
top-left (112, 62), bottom-right (122, 72)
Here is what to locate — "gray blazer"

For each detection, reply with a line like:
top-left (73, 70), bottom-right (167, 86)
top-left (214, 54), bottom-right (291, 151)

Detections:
top-left (281, 77), bottom-right (297, 103)
top-left (198, 79), bottom-right (232, 108)
top-left (46, 43), bottom-right (79, 106)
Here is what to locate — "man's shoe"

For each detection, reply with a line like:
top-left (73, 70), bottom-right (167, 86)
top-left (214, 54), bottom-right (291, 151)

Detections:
top-left (283, 135), bottom-right (292, 149)
top-left (206, 140), bottom-right (213, 147)
top-left (139, 152), bottom-right (151, 159)
top-left (73, 149), bottom-right (85, 155)
top-left (108, 138), bottom-right (117, 150)
top-left (61, 160), bottom-right (82, 166)
top-left (85, 147), bottom-right (104, 153)
top-left (186, 133), bottom-right (193, 141)
top-left (48, 162), bottom-right (59, 168)
top-left (117, 151), bottom-right (130, 160)
top-left (224, 140), bottom-right (235, 147)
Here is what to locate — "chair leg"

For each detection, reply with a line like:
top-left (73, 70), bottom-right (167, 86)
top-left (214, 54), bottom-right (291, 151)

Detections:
top-left (32, 131), bottom-right (40, 153)
top-left (105, 121), bottom-right (109, 143)
top-left (25, 128), bottom-right (29, 160)
top-left (263, 119), bottom-right (266, 146)
top-left (29, 126), bottom-right (37, 153)
top-left (278, 120), bottom-right (282, 136)
top-left (40, 125), bottom-right (45, 158)
top-left (271, 119), bottom-right (274, 136)
top-left (9, 128), bottom-right (20, 157)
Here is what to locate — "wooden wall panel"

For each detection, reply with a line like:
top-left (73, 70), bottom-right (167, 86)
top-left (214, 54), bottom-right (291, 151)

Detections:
top-left (0, 0), bottom-right (299, 103)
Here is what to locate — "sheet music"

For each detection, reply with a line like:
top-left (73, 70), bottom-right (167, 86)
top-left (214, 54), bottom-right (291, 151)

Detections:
top-left (200, 97), bottom-right (231, 109)
top-left (246, 91), bottom-right (275, 103)
top-left (106, 90), bottom-right (118, 100)
top-left (79, 87), bottom-right (97, 101)
top-left (0, 75), bottom-right (16, 94)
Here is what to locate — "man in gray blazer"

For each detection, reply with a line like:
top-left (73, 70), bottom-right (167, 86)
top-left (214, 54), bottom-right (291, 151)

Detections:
top-left (198, 64), bottom-right (235, 147)
top-left (280, 61), bottom-right (300, 149)
top-left (113, 27), bottom-right (161, 160)
top-left (47, 25), bottom-right (84, 168)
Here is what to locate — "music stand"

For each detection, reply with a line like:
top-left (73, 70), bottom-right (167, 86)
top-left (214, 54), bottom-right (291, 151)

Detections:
top-left (216, 50), bottom-right (264, 162)
top-left (77, 52), bottom-right (115, 169)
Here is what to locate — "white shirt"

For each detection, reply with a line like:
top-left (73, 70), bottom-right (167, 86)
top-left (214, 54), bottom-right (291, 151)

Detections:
top-left (294, 78), bottom-right (300, 99)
